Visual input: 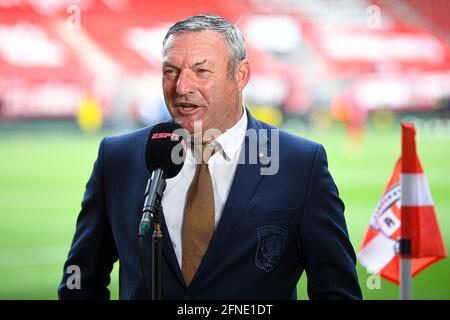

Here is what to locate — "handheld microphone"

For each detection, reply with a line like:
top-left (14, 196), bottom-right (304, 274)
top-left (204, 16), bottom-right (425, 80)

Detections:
top-left (139, 122), bottom-right (186, 236)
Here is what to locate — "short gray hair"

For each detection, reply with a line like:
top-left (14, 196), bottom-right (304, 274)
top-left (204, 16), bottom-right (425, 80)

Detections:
top-left (163, 14), bottom-right (246, 73)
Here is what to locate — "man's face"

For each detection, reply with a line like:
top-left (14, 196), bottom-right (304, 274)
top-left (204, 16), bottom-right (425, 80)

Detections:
top-left (162, 30), bottom-right (246, 141)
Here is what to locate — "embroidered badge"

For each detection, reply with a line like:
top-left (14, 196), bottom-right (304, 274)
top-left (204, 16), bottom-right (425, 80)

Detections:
top-left (255, 226), bottom-right (288, 272)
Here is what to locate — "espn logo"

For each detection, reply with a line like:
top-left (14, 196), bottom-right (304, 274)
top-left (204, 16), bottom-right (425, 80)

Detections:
top-left (151, 132), bottom-right (181, 141)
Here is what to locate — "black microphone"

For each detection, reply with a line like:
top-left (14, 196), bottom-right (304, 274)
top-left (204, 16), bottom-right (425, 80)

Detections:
top-left (139, 122), bottom-right (186, 236)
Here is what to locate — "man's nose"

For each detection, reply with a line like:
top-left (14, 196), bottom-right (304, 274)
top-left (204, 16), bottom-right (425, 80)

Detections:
top-left (176, 70), bottom-right (196, 96)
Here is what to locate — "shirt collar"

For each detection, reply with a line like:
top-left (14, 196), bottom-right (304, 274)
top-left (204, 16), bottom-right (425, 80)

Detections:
top-left (212, 106), bottom-right (247, 161)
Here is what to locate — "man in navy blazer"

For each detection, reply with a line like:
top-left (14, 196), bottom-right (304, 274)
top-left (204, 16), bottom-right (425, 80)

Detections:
top-left (59, 14), bottom-right (362, 300)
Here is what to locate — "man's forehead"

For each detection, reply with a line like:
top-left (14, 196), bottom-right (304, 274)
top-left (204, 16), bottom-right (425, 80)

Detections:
top-left (162, 31), bottom-right (228, 64)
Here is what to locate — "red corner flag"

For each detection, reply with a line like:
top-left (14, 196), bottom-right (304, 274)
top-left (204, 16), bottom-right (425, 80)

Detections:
top-left (358, 123), bottom-right (446, 284)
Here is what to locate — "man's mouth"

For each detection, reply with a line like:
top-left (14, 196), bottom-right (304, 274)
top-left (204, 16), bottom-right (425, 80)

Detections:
top-left (176, 103), bottom-right (202, 115)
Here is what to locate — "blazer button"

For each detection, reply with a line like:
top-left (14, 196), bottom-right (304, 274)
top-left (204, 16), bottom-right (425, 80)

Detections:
top-left (184, 295), bottom-right (191, 300)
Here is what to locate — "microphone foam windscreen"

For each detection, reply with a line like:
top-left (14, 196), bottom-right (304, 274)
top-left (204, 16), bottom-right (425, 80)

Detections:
top-left (145, 122), bottom-right (186, 179)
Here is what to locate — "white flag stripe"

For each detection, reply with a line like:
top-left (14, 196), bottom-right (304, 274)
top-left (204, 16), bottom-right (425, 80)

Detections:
top-left (358, 233), bottom-right (397, 273)
top-left (400, 174), bottom-right (434, 206)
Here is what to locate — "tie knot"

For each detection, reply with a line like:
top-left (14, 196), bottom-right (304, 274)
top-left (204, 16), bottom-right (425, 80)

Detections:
top-left (192, 142), bottom-right (219, 164)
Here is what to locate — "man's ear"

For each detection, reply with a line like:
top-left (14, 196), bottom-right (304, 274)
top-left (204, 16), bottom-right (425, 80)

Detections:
top-left (235, 59), bottom-right (251, 91)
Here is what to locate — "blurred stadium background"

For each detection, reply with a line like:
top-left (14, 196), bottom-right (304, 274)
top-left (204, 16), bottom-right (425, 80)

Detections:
top-left (0, 0), bottom-right (449, 299)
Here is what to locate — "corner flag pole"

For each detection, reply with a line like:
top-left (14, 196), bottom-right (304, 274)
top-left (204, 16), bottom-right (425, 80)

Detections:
top-left (400, 123), bottom-right (414, 300)
top-left (400, 241), bottom-right (412, 300)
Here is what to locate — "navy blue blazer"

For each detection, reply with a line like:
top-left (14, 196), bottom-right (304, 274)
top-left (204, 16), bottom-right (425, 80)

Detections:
top-left (58, 111), bottom-right (362, 300)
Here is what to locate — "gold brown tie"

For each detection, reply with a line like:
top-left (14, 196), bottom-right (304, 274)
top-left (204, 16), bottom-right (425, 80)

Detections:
top-left (182, 143), bottom-right (217, 285)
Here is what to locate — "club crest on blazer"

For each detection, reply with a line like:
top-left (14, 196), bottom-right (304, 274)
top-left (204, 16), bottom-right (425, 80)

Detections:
top-left (255, 226), bottom-right (288, 272)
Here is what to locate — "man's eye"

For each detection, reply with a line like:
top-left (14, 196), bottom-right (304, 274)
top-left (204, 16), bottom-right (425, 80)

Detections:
top-left (164, 69), bottom-right (177, 75)
top-left (196, 68), bottom-right (209, 73)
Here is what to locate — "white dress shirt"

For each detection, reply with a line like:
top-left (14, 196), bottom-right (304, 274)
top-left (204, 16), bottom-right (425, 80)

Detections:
top-left (161, 107), bottom-right (248, 268)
